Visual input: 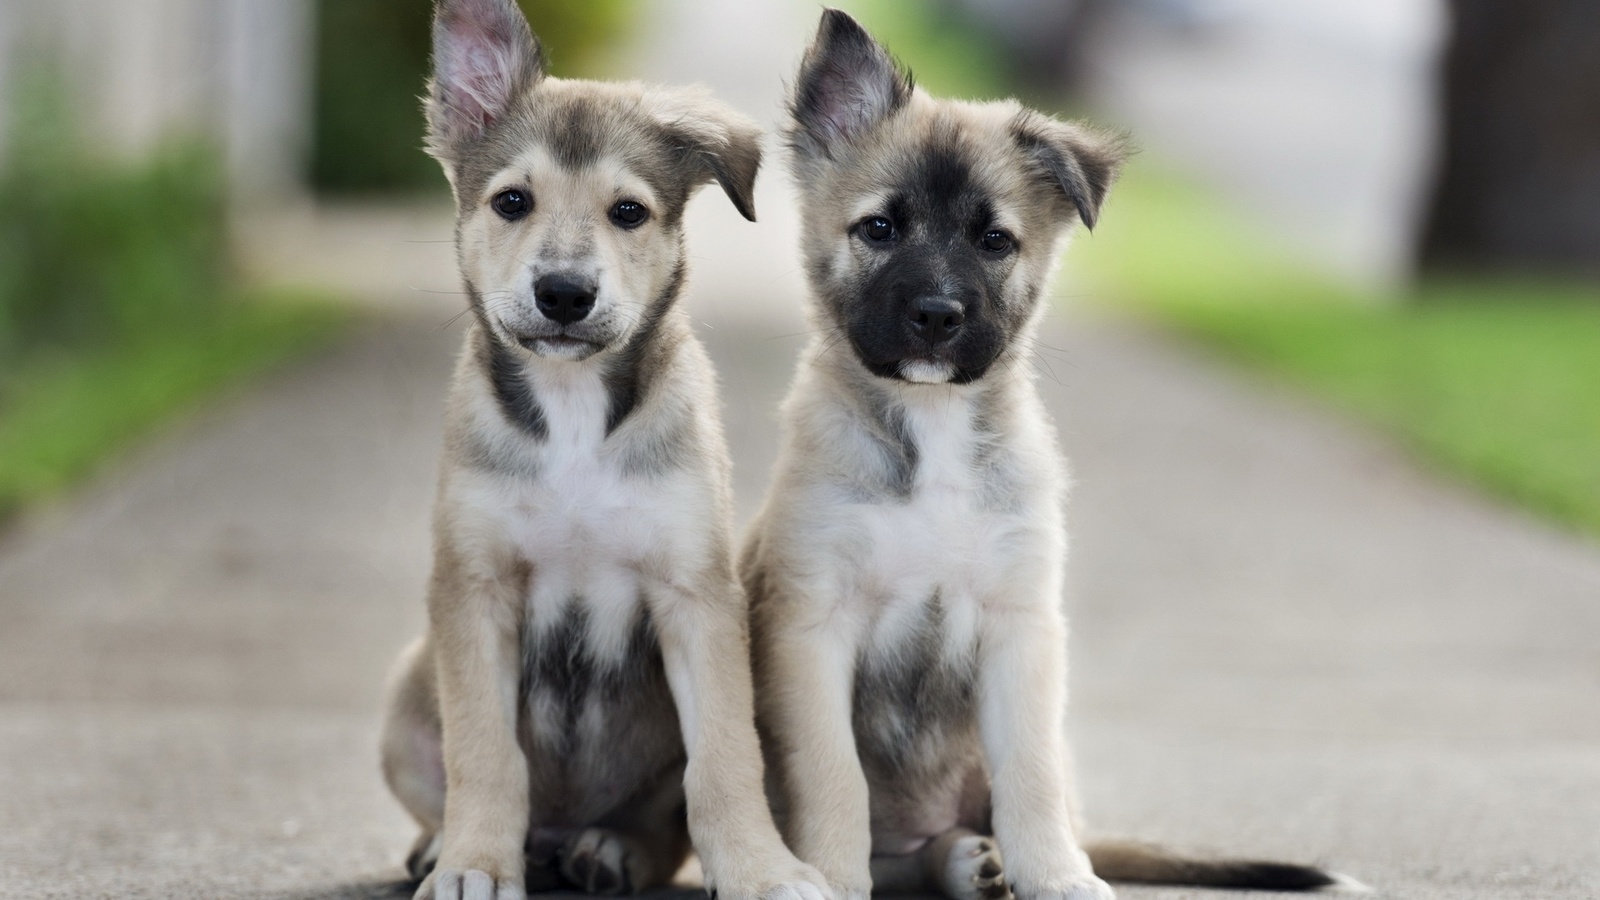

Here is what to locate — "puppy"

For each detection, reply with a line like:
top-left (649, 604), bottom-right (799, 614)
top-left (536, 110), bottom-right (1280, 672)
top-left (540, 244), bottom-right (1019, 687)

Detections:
top-left (379, 3), bottom-right (830, 899)
top-left (743, 10), bottom-right (1362, 900)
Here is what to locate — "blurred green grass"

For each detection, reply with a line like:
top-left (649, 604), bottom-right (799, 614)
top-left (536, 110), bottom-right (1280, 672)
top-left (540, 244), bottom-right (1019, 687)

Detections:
top-left (1079, 166), bottom-right (1600, 538)
top-left (839, 0), bottom-right (1014, 101)
top-left (0, 70), bottom-right (349, 522)
top-left (0, 295), bottom-right (348, 521)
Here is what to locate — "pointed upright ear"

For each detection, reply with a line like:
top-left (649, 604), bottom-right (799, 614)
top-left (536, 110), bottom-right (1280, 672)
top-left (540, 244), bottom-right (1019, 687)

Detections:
top-left (426, 0), bottom-right (543, 155)
top-left (1011, 112), bottom-right (1130, 231)
top-left (649, 90), bottom-right (765, 222)
top-left (787, 8), bottom-right (913, 160)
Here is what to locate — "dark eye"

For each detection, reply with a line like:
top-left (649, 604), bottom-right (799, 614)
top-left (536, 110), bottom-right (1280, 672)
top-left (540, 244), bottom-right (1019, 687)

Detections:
top-left (610, 200), bottom-right (649, 228)
top-left (860, 216), bottom-right (896, 242)
top-left (492, 189), bottom-right (530, 220)
top-left (981, 229), bottom-right (1014, 254)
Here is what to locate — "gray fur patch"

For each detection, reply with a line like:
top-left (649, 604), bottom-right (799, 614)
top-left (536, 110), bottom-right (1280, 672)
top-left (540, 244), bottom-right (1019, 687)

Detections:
top-left (968, 390), bottom-right (1024, 514)
top-left (602, 262), bottom-right (686, 437)
top-left (855, 386), bottom-right (919, 501)
top-left (852, 592), bottom-right (977, 785)
top-left (614, 413), bottom-right (695, 480)
top-left (477, 320), bottom-right (548, 440)
top-left (520, 598), bottom-right (672, 760)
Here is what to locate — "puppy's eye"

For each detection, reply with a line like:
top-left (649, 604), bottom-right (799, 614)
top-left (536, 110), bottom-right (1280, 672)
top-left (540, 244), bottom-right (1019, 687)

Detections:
top-left (981, 229), bottom-right (1014, 254)
top-left (492, 190), bottom-right (530, 220)
top-left (610, 200), bottom-right (649, 228)
top-left (859, 216), bottom-right (895, 243)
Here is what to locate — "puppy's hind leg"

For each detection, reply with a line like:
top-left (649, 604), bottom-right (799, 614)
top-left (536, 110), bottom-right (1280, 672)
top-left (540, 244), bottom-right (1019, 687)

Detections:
top-left (380, 638), bottom-right (447, 882)
top-left (924, 830), bottom-right (1012, 900)
top-left (866, 830), bottom-right (1010, 900)
top-left (560, 767), bottom-right (692, 895)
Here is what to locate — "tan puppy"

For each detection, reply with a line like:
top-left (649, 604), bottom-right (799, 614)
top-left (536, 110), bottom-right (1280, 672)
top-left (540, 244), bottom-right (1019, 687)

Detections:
top-left (744, 10), bottom-right (1364, 900)
top-left (379, 3), bottom-right (830, 900)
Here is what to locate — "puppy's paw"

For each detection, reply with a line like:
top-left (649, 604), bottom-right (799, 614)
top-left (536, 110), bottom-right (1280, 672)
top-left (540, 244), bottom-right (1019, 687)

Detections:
top-left (712, 851), bottom-right (838, 900)
top-left (765, 861), bottom-right (836, 900)
top-left (560, 827), bottom-right (639, 895)
top-left (944, 835), bottom-right (1012, 900)
top-left (413, 867), bottom-right (526, 900)
top-left (739, 859), bottom-right (838, 900)
top-left (757, 878), bottom-right (832, 900)
top-left (1020, 876), bottom-right (1114, 900)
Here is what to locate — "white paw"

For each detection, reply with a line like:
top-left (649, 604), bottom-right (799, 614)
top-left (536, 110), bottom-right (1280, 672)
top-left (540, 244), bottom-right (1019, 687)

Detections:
top-left (715, 855), bottom-right (836, 900)
top-left (945, 835), bottom-right (1012, 900)
top-left (560, 827), bottom-right (636, 895)
top-left (414, 868), bottom-right (526, 900)
top-left (1051, 876), bottom-right (1115, 900)
top-left (1016, 875), bottom-right (1114, 900)
top-left (760, 859), bottom-right (836, 900)
top-left (758, 881), bottom-right (831, 900)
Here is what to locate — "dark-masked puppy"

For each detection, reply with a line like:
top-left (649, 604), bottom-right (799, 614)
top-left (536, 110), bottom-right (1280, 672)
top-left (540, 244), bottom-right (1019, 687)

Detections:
top-left (379, 3), bottom-right (830, 900)
top-left (743, 10), bottom-right (1364, 900)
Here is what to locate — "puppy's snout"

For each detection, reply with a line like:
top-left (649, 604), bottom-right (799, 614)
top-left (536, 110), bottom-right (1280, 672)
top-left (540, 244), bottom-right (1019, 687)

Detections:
top-left (908, 296), bottom-right (965, 345)
top-left (534, 273), bottom-right (597, 325)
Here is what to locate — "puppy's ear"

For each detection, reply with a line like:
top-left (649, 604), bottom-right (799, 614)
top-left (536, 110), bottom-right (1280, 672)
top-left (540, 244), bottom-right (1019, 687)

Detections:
top-left (426, 0), bottom-right (543, 155)
top-left (649, 90), bottom-right (765, 222)
top-left (1011, 112), bottom-right (1130, 231)
top-left (787, 8), bottom-right (912, 160)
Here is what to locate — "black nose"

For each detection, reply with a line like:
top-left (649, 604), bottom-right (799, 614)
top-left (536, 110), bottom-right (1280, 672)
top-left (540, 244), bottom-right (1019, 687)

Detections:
top-left (908, 296), bottom-right (965, 344)
top-left (534, 273), bottom-right (596, 325)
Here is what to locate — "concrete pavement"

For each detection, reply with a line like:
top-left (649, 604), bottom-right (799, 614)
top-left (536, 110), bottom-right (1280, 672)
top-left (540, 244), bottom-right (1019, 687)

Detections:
top-left (1, 283), bottom-right (1597, 897)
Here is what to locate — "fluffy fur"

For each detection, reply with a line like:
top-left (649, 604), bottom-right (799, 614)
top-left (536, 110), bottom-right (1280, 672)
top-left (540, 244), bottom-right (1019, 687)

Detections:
top-left (380, 3), bottom-right (825, 900)
top-left (744, 10), bottom-right (1363, 900)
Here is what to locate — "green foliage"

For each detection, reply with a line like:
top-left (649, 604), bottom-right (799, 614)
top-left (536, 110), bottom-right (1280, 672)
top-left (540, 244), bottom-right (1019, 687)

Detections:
top-left (833, 0), bottom-right (1014, 101)
top-left (0, 295), bottom-right (347, 520)
top-left (309, 0), bottom-right (636, 194)
top-left (0, 74), bottom-right (228, 361)
top-left (0, 67), bottom-right (348, 521)
top-left (1076, 164), bottom-right (1600, 538)
top-left (310, 0), bottom-right (441, 193)
top-left (518, 0), bottom-right (637, 78)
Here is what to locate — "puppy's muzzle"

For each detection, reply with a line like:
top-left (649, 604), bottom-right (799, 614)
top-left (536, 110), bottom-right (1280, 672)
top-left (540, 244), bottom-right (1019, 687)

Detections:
top-left (908, 296), bottom-right (965, 346)
top-left (534, 273), bottom-right (597, 326)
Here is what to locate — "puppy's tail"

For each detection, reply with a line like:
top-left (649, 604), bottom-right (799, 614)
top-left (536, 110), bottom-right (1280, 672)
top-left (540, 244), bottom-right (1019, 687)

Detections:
top-left (1084, 840), bottom-right (1370, 893)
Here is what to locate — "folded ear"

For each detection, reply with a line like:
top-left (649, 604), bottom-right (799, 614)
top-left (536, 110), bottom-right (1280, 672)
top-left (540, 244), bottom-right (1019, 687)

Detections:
top-left (697, 116), bottom-right (764, 222)
top-left (649, 91), bottom-right (765, 222)
top-left (787, 8), bottom-right (912, 160)
top-left (1011, 111), bottom-right (1130, 231)
top-left (426, 0), bottom-right (543, 155)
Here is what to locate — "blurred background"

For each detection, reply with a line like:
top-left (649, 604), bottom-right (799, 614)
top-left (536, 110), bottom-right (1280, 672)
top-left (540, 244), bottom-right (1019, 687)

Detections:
top-left (1, 1), bottom-right (1597, 898)
top-left (2, 0), bottom-right (1597, 536)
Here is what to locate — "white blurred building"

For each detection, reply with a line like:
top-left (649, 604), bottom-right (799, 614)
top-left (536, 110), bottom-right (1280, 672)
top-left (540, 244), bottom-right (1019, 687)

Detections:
top-left (0, 0), bottom-right (315, 196)
top-left (1073, 0), bottom-right (1450, 284)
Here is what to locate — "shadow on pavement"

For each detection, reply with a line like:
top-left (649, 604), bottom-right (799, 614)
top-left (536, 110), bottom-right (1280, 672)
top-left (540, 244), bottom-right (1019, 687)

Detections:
top-left (266, 878), bottom-right (413, 900)
top-left (269, 884), bottom-right (716, 900)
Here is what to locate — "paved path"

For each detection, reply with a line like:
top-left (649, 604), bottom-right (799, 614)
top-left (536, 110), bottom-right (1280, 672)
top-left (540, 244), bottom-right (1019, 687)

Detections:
top-left (2, 288), bottom-right (1598, 898)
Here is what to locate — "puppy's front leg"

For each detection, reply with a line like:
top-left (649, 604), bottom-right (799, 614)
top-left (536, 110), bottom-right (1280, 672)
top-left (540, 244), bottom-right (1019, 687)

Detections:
top-left (756, 604), bottom-right (874, 900)
top-left (418, 560), bottom-right (529, 900)
top-left (978, 604), bottom-right (1112, 900)
top-left (654, 578), bottom-right (833, 900)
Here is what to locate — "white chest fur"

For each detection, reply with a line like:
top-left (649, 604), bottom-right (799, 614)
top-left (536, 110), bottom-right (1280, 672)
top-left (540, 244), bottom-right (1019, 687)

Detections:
top-left (450, 362), bottom-right (708, 663)
top-left (840, 391), bottom-right (1046, 656)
